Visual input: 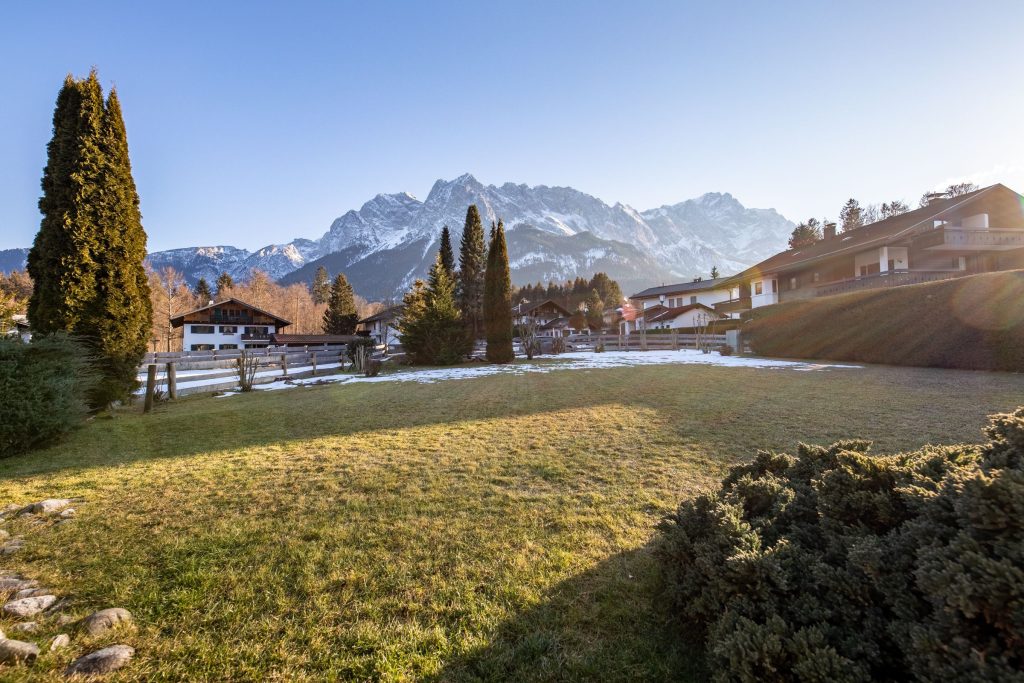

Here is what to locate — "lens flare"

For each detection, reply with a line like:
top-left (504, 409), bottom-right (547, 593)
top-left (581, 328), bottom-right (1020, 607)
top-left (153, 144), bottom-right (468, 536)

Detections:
top-left (950, 272), bottom-right (1024, 330)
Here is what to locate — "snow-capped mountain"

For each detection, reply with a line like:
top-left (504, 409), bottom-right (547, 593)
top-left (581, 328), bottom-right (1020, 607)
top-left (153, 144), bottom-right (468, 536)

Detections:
top-left (4, 175), bottom-right (796, 300)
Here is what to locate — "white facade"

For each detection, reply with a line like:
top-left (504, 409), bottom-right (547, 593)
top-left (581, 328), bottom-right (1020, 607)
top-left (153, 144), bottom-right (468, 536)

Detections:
top-left (182, 322), bottom-right (280, 352)
top-left (749, 276), bottom-right (779, 308)
top-left (648, 307), bottom-right (723, 330)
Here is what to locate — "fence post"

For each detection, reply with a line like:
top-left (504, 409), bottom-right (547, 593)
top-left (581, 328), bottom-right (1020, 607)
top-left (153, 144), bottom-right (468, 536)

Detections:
top-left (311, 351), bottom-right (317, 377)
top-left (281, 353), bottom-right (288, 377)
top-left (672, 331), bottom-right (678, 350)
top-left (166, 362), bottom-right (177, 400)
top-left (143, 364), bottom-right (157, 413)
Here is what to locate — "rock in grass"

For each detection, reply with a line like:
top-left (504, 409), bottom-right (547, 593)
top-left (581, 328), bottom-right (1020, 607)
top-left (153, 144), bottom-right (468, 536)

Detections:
top-left (64, 644), bottom-right (134, 676)
top-left (49, 634), bottom-right (70, 652)
top-left (3, 595), bottom-right (57, 617)
top-left (1, 539), bottom-right (25, 555)
top-left (24, 499), bottom-right (71, 515)
top-left (81, 608), bottom-right (133, 635)
top-left (0, 639), bottom-right (39, 665)
top-left (12, 622), bottom-right (38, 633)
top-left (0, 529), bottom-right (8, 540)
top-left (59, 508), bottom-right (76, 519)
top-left (0, 577), bottom-right (38, 593)
top-left (14, 588), bottom-right (50, 599)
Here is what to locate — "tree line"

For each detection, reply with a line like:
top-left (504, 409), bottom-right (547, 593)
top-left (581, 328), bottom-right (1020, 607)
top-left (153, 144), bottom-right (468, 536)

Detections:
top-left (788, 182), bottom-right (980, 249)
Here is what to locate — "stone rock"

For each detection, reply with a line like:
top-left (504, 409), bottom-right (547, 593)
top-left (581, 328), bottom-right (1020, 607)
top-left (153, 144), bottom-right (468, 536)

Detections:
top-left (14, 588), bottom-right (49, 599)
top-left (60, 508), bottom-right (76, 519)
top-left (82, 608), bottom-right (133, 635)
top-left (1, 539), bottom-right (25, 555)
top-left (50, 633), bottom-right (70, 652)
top-left (64, 644), bottom-right (134, 676)
top-left (0, 577), bottom-right (38, 593)
top-left (25, 499), bottom-right (71, 515)
top-left (0, 639), bottom-right (39, 665)
top-left (0, 529), bottom-right (8, 540)
top-left (55, 614), bottom-right (76, 627)
top-left (12, 622), bottom-right (38, 633)
top-left (3, 594), bottom-right (57, 617)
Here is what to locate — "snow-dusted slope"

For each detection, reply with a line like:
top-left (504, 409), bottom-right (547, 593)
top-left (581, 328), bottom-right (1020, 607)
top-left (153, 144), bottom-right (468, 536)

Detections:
top-left (135, 174), bottom-right (794, 298)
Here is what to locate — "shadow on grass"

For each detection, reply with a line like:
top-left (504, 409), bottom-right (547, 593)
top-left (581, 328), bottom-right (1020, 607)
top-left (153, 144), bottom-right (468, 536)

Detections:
top-left (429, 542), bottom-right (706, 683)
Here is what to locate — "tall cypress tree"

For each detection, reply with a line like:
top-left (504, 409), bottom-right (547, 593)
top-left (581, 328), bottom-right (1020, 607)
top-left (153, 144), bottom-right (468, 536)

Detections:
top-left (484, 219), bottom-right (514, 363)
top-left (311, 265), bottom-right (331, 305)
top-left (195, 277), bottom-right (212, 303)
top-left (456, 205), bottom-right (486, 343)
top-left (28, 71), bottom-right (151, 407)
top-left (322, 273), bottom-right (358, 334)
top-left (439, 225), bottom-right (455, 276)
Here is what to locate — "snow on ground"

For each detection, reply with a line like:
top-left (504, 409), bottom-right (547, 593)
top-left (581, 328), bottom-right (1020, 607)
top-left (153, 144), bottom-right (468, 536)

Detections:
top-left (210, 350), bottom-right (859, 397)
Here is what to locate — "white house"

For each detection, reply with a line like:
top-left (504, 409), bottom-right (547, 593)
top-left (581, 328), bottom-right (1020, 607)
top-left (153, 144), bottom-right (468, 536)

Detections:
top-left (513, 299), bottom-right (577, 337)
top-left (357, 306), bottom-right (402, 348)
top-left (644, 303), bottom-right (725, 330)
top-left (171, 298), bottom-right (291, 352)
top-left (623, 278), bottom-right (739, 334)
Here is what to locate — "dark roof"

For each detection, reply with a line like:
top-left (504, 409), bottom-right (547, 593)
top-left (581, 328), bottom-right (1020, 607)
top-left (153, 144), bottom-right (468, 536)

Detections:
top-left (724, 184), bottom-right (1024, 283)
top-left (169, 298), bottom-right (291, 328)
top-left (358, 306), bottom-right (403, 324)
top-left (270, 334), bottom-right (361, 345)
top-left (645, 303), bottom-right (719, 323)
top-left (630, 278), bottom-right (732, 300)
top-left (513, 299), bottom-right (572, 317)
top-left (539, 316), bottom-right (579, 330)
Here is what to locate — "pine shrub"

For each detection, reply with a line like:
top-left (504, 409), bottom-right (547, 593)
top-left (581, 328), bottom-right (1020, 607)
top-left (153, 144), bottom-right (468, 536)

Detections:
top-left (657, 407), bottom-right (1024, 682)
top-left (0, 335), bottom-right (96, 456)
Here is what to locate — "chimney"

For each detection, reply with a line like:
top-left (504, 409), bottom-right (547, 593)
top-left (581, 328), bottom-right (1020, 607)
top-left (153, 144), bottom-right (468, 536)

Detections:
top-left (926, 192), bottom-right (946, 205)
top-left (823, 222), bottom-right (837, 240)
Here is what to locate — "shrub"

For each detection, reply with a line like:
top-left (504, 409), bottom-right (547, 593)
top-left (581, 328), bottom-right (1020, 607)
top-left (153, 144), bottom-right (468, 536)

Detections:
top-left (550, 337), bottom-right (566, 354)
top-left (718, 344), bottom-right (733, 356)
top-left (0, 334), bottom-right (96, 456)
top-left (743, 270), bottom-right (1024, 371)
top-left (346, 337), bottom-right (375, 368)
top-left (657, 407), bottom-right (1024, 682)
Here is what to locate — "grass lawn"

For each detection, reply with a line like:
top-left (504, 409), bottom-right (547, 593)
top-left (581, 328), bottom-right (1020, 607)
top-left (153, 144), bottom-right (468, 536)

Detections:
top-left (0, 361), bottom-right (1022, 681)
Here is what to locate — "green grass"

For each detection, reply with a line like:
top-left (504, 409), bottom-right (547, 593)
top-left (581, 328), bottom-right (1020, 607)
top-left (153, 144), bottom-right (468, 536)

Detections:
top-left (0, 361), bottom-right (1022, 681)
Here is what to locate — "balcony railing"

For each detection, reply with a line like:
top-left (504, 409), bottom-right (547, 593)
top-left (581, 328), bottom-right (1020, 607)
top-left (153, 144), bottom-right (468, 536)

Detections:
top-left (241, 333), bottom-right (271, 341)
top-left (914, 227), bottom-right (1024, 250)
top-left (714, 297), bottom-right (752, 314)
top-left (815, 270), bottom-right (964, 297)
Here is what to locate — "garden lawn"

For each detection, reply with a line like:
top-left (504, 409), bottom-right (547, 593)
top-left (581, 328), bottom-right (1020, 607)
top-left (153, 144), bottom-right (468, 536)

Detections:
top-left (0, 361), bottom-right (1022, 681)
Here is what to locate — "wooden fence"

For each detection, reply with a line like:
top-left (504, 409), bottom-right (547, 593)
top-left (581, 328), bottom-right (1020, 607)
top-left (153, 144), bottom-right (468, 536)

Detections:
top-left (559, 332), bottom-right (728, 352)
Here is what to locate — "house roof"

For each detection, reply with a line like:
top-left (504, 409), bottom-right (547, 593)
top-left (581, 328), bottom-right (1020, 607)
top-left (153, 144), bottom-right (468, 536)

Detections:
top-left (539, 316), bottom-right (579, 330)
top-left (270, 333), bottom-right (361, 345)
top-left (169, 298), bottom-right (291, 328)
top-left (723, 184), bottom-right (1024, 283)
top-left (513, 299), bottom-right (572, 317)
top-left (358, 306), bottom-right (402, 324)
top-left (645, 303), bottom-right (720, 323)
top-left (629, 277), bottom-right (731, 300)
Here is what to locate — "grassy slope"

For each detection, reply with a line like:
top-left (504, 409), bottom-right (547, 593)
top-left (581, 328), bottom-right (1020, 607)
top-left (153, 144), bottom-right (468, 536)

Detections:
top-left (0, 362), bottom-right (1022, 681)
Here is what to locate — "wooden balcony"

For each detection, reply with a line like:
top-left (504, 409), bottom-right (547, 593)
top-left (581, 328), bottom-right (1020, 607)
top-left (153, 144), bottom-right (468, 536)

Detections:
top-left (241, 332), bottom-right (271, 341)
top-left (913, 227), bottom-right (1024, 251)
top-left (714, 297), bottom-right (752, 314)
top-left (814, 270), bottom-right (964, 297)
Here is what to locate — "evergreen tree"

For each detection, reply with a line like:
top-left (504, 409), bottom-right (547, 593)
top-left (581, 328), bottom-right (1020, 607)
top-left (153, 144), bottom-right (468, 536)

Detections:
top-left (439, 225), bottom-right (455, 276)
top-left (322, 273), bottom-right (358, 335)
top-left (710, 266), bottom-right (720, 279)
top-left (588, 272), bottom-right (623, 307)
top-left (195, 277), bottom-right (212, 303)
top-left (456, 205), bottom-right (486, 341)
top-left (215, 272), bottom-right (233, 296)
top-left (788, 219), bottom-right (822, 249)
top-left (28, 71), bottom-right (152, 407)
top-left (484, 219), bottom-right (514, 363)
top-left (584, 289), bottom-right (604, 331)
top-left (311, 265), bottom-right (331, 305)
top-left (880, 200), bottom-right (910, 219)
top-left (399, 254), bottom-right (464, 365)
top-left (839, 198), bottom-right (863, 232)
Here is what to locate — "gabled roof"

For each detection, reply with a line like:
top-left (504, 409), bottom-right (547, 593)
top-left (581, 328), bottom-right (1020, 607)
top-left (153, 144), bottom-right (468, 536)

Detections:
top-left (358, 306), bottom-right (402, 325)
top-left (724, 184), bottom-right (1024, 283)
top-left (513, 299), bottom-right (572, 317)
top-left (645, 303), bottom-right (720, 323)
top-left (630, 277), bottom-right (731, 300)
top-left (538, 316), bottom-right (579, 330)
top-left (169, 298), bottom-right (291, 328)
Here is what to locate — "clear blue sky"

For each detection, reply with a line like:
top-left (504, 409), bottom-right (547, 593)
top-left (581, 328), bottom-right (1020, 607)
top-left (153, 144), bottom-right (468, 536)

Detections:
top-left (2, 0), bottom-right (1023, 252)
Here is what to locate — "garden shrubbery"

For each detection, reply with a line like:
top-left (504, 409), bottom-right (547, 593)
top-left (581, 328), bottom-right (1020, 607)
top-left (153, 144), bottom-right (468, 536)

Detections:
top-left (743, 269), bottom-right (1024, 371)
top-left (658, 407), bottom-right (1024, 682)
top-left (0, 334), bottom-right (96, 456)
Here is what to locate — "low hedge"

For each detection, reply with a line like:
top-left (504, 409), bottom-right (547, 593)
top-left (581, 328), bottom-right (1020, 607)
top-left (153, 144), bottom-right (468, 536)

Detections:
top-left (743, 269), bottom-right (1024, 371)
top-left (657, 407), bottom-right (1024, 682)
top-left (0, 334), bottom-right (96, 456)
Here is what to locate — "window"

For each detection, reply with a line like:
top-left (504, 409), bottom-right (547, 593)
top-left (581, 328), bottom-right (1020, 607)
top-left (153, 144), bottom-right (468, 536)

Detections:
top-left (754, 282), bottom-right (763, 296)
top-left (244, 326), bottom-right (269, 335)
top-left (219, 344), bottom-right (238, 350)
top-left (790, 277), bottom-right (798, 290)
top-left (220, 325), bottom-right (237, 334)
top-left (191, 325), bottom-right (214, 334)
top-left (190, 344), bottom-right (213, 351)
top-left (771, 279), bottom-right (778, 293)
top-left (690, 296), bottom-right (697, 305)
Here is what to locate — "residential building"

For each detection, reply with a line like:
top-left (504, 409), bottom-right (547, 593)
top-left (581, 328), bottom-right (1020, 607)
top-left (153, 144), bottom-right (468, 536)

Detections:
top-left (623, 277), bottom-right (738, 333)
top-left (715, 184), bottom-right (1024, 316)
top-left (357, 306), bottom-right (402, 348)
top-left (644, 303), bottom-right (725, 330)
top-left (513, 299), bottom-right (578, 337)
top-left (171, 298), bottom-right (290, 352)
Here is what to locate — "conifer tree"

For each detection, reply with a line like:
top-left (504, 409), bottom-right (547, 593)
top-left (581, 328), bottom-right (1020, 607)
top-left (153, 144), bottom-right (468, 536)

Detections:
top-left (195, 277), bottom-right (212, 303)
top-left (311, 265), bottom-right (331, 305)
top-left (399, 254), bottom-right (464, 365)
top-left (584, 289), bottom-right (604, 331)
top-left (457, 205), bottom-right (486, 342)
top-left (484, 219), bottom-right (514, 363)
top-left (28, 71), bottom-right (152, 407)
top-left (710, 266), bottom-right (720, 279)
top-left (215, 272), bottom-right (233, 296)
top-left (839, 198), bottom-right (863, 232)
top-left (439, 226), bottom-right (455, 276)
top-left (322, 273), bottom-right (358, 334)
